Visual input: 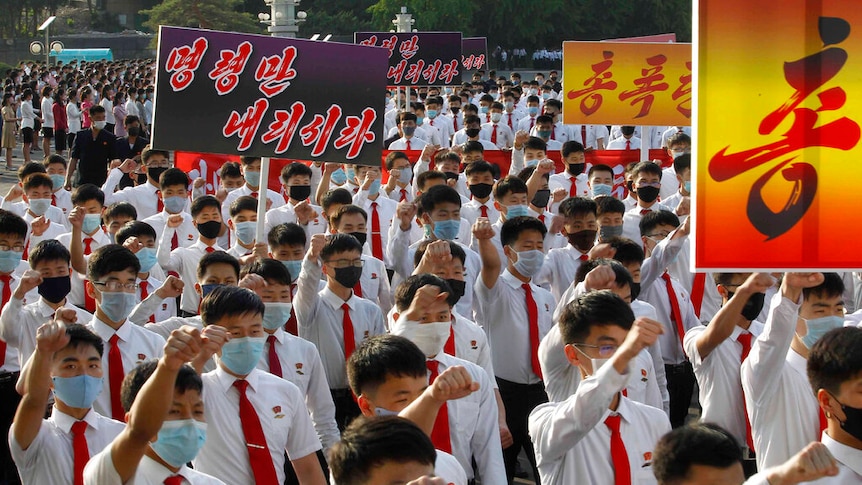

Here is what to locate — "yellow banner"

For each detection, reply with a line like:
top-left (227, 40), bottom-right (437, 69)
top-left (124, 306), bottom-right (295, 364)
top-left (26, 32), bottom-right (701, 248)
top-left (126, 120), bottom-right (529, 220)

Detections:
top-left (562, 41), bottom-right (692, 126)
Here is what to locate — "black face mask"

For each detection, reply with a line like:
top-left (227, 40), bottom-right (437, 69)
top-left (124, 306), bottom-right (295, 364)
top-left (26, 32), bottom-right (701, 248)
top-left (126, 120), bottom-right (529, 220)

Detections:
top-left (136, 172), bottom-right (148, 185)
top-left (288, 185), bottom-right (312, 201)
top-left (444, 171), bottom-right (459, 182)
top-left (148, 166), bottom-right (168, 182)
top-left (636, 186), bottom-right (660, 204)
top-left (469, 183), bottom-right (493, 200)
top-left (832, 394), bottom-right (862, 443)
top-left (333, 266), bottom-right (362, 289)
top-left (532, 189), bottom-right (551, 209)
top-left (566, 229), bottom-right (597, 252)
top-left (626, 180), bottom-right (634, 193)
top-left (446, 278), bottom-right (466, 304)
top-left (197, 220), bottom-right (222, 239)
top-left (349, 231), bottom-right (367, 247)
top-left (728, 291), bottom-right (766, 321)
top-left (566, 163), bottom-right (585, 176)
top-left (465, 128), bottom-right (481, 138)
top-left (630, 282), bottom-right (641, 300)
top-left (450, 106), bottom-right (460, 114)
top-left (127, 126), bottom-right (140, 137)
top-left (38, 275), bottom-right (71, 304)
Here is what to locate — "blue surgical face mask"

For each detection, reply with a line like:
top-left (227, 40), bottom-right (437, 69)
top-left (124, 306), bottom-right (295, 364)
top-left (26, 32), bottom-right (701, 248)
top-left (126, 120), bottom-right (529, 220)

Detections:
top-left (99, 291), bottom-right (137, 323)
top-left (0, 249), bottom-right (23, 273)
top-left (219, 336), bottom-right (266, 375)
top-left (537, 130), bottom-right (552, 139)
top-left (50, 174), bottom-right (66, 191)
top-left (200, 284), bottom-right (222, 298)
top-left (136, 247), bottom-right (157, 273)
top-left (244, 170), bottom-right (261, 188)
top-left (28, 198), bottom-right (51, 216)
top-left (151, 419), bottom-right (207, 468)
top-left (525, 159), bottom-right (539, 168)
top-left (506, 204), bottom-right (530, 219)
top-left (263, 302), bottom-right (293, 331)
top-left (479, 105), bottom-right (489, 114)
top-left (432, 218), bottom-right (460, 241)
top-left (164, 195), bottom-right (186, 214)
top-left (52, 374), bottom-right (103, 409)
top-left (512, 248), bottom-right (544, 277)
top-left (234, 220), bottom-right (256, 245)
top-left (591, 183), bottom-right (613, 198)
top-left (368, 179), bottom-right (381, 196)
top-left (281, 260), bottom-right (302, 282)
top-left (426, 109), bottom-right (438, 119)
top-left (82, 213), bottom-right (102, 234)
top-left (397, 166), bottom-right (413, 185)
top-left (527, 106), bottom-right (539, 116)
top-left (684, 181), bottom-right (692, 193)
top-left (799, 315), bottom-right (845, 348)
top-left (416, 116), bottom-right (424, 127)
top-left (346, 167), bottom-right (356, 183)
top-left (330, 168), bottom-right (347, 185)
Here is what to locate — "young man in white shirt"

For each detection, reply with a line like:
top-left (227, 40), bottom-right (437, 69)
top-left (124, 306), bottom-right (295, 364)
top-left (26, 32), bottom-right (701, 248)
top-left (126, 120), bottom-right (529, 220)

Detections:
top-left (549, 141), bottom-right (589, 200)
top-left (265, 162), bottom-right (328, 239)
top-left (461, 161), bottom-right (500, 227)
top-left (294, 233), bottom-right (386, 431)
top-left (500, 90), bottom-right (524, 132)
top-left (517, 95), bottom-right (542, 133)
top-left (742, 272), bottom-right (845, 470)
top-left (84, 244), bottom-right (166, 420)
top-left (661, 154), bottom-right (691, 215)
top-left (84, 327), bottom-right (226, 484)
top-left (114, 222), bottom-right (177, 323)
top-left (606, 125), bottom-right (642, 150)
top-left (193, 285), bottom-right (326, 484)
top-left (534, 197), bottom-right (597, 301)
top-left (141, 168), bottom-right (196, 250)
top-left (529, 290), bottom-right (670, 485)
top-left (221, 156), bottom-right (285, 222)
top-left (660, 133), bottom-right (691, 202)
top-left (423, 97), bottom-right (453, 149)
top-left (223, 196), bottom-right (265, 262)
top-left (481, 102), bottom-right (514, 149)
top-left (11, 321), bottom-right (125, 485)
top-left (807, 326), bottom-right (862, 483)
top-left (102, 147), bottom-right (175, 220)
top-left (388, 112), bottom-right (428, 151)
top-left (383, 151), bottom-right (415, 203)
top-left (330, 205), bottom-right (392, 315)
top-left (15, 172), bottom-right (68, 230)
top-left (63, 184), bottom-right (113, 313)
top-left (453, 116), bottom-right (497, 150)
top-left (621, 161), bottom-right (671, 242)
top-left (595, 195), bottom-right (626, 242)
top-left (352, 164), bottom-right (398, 270)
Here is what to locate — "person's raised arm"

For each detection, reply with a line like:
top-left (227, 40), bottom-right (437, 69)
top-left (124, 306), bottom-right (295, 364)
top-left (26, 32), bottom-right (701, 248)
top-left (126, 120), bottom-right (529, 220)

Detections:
top-left (68, 207), bottom-right (87, 274)
top-left (389, 201), bottom-right (417, 281)
top-left (156, 214), bottom-right (184, 272)
top-left (473, 218), bottom-right (500, 289)
top-left (398, 364), bottom-right (479, 436)
top-left (526, 160), bottom-right (553, 201)
top-left (294, 233), bottom-right (326, 331)
top-left (314, 162), bottom-right (338, 206)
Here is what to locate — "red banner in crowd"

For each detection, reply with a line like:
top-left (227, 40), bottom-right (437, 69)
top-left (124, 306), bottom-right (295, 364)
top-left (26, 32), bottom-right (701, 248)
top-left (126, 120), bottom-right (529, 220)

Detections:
top-left (176, 149), bottom-right (672, 200)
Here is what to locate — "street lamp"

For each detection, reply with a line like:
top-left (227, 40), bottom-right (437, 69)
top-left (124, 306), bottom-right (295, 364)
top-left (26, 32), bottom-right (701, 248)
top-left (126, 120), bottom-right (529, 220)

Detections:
top-left (33, 16), bottom-right (60, 65)
top-left (258, 0), bottom-right (306, 38)
top-left (391, 6), bottom-right (415, 33)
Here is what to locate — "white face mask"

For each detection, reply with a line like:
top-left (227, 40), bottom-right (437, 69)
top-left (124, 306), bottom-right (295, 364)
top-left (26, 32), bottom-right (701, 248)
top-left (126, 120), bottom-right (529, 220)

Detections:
top-left (589, 357), bottom-right (610, 375)
top-left (93, 120), bottom-right (107, 130)
top-left (391, 318), bottom-right (451, 358)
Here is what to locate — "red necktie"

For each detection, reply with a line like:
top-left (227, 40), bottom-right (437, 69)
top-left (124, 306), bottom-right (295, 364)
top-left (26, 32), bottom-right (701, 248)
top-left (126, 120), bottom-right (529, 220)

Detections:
top-left (206, 246), bottom-right (215, 253)
top-left (579, 254), bottom-right (589, 262)
top-left (267, 335), bottom-right (282, 378)
top-left (285, 284), bottom-right (298, 335)
top-left (108, 334), bottom-right (125, 420)
top-left (83, 238), bottom-right (96, 312)
top-left (400, 189), bottom-right (408, 202)
top-left (625, 139), bottom-right (631, 150)
top-left (640, 209), bottom-right (651, 216)
top-left (84, 238), bottom-right (94, 254)
top-left (605, 414), bottom-right (631, 485)
top-left (156, 190), bottom-right (163, 212)
top-left (251, 191), bottom-right (259, 198)
top-left (507, 114), bottom-right (513, 130)
top-left (342, 303), bottom-right (355, 360)
top-left (491, 125), bottom-right (497, 144)
top-left (171, 229), bottom-right (179, 250)
top-left (163, 476), bottom-right (184, 485)
top-left (480, 205), bottom-right (488, 218)
top-left (453, 117), bottom-right (458, 132)
top-left (523, 283), bottom-right (542, 380)
top-left (52, 193), bottom-right (57, 206)
top-left (140, 281), bottom-right (154, 323)
top-left (691, 273), bottom-right (707, 319)
top-left (582, 125), bottom-right (588, 147)
top-left (569, 177), bottom-right (578, 198)
top-left (529, 118), bottom-right (535, 130)
top-left (406, 140), bottom-right (412, 151)
top-left (538, 214), bottom-right (545, 224)
top-left (426, 360), bottom-right (452, 453)
top-left (0, 274), bottom-right (10, 367)
top-left (233, 380), bottom-right (278, 483)
top-left (370, 202), bottom-right (383, 261)
top-left (661, 272), bottom-right (687, 356)
top-left (737, 332), bottom-right (755, 452)
top-left (353, 281), bottom-right (363, 297)
top-left (443, 321), bottom-right (456, 356)
top-left (71, 420), bottom-right (89, 485)
top-left (551, 128), bottom-right (556, 140)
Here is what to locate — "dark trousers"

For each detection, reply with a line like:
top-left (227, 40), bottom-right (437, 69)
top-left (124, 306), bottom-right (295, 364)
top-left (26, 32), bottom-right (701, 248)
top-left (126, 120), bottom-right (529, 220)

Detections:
top-left (284, 449), bottom-right (329, 485)
top-left (665, 362), bottom-right (695, 428)
top-left (497, 378), bottom-right (547, 485)
top-left (331, 388), bottom-right (361, 433)
top-left (0, 372), bottom-right (22, 485)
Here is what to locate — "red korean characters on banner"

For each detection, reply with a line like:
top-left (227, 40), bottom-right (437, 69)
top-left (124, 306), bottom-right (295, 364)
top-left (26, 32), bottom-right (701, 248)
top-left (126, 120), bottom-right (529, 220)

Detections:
top-left (355, 32), bottom-right (462, 87)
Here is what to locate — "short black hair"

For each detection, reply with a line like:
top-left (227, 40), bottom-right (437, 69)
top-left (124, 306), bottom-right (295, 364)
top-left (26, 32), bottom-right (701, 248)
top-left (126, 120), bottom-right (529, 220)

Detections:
top-left (18, 161), bottom-right (47, 182)
top-left (200, 285), bottom-right (264, 326)
top-left (633, 160), bottom-right (663, 179)
top-left (609, 237), bottom-right (645, 266)
top-left (281, 162), bottom-right (312, 182)
top-left (673, 154), bottom-right (691, 174)
top-left (500, 216), bottom-right (547, 247)
top-left (44, 154), bottom-right (68, 168)
top-left (595, 196), bottom-right (626, 216)
top-left (418, 184), bottom-right (461, 214)
top-left (385, 152), bottom-right (409, 171)
top-left (191, 195), bottom-right (220, 218)
top-left (196, 250), bottom-right (240, 281)
top-left (667, 132), bottom-right (691, 148)
top-left (808, 327), bottom-right (862, 397)
top-left (120, 359), bottom-right (203, 414)
top-left (239, 156), bottom-right (260, 166)
top-left (229, 195), bottom-right (257, 218)
top-left (242, 258), bottom-right (292, 287)
top-left (71, 183), bottom-right (105, 207)
top-left (104, 202), bottom-right (137, 223)
top-left (562, 140), bottom-right (585, 157)
top-left (115, 221), bottom-right (157, 246)
top-left (141, 147), bottom-right (170, 164)
top-left (415, 170), bottom-right (446, 192)
top-left (64, 323), bottom-right (104, 358)
top-left (465, 160), bottom-right (494, 177)
top-left (160, 168), bottom-right (189, 190)
top-left (268, 222), bottom-right (306, 248)
top-left (29, 239), bottom-right (71, 268)
top-left (328, 416), bottom-right (436, 485)
top-left (524, 136), bottom-right (547, 153)
top-left (394, 273), bottom-right (456, 311)
top-left (640, 210), bottom-right (680, 238)
top-left (574, 258), bottom-right (633, 290)
top-left (803, 272), bottom-right (845, 301)
top-left (320, 234), bottom-right (363, 261)
top-left (558, 197), bottom-right (597, 219)
top-left (588, 163), bottom-right (614, 178)
top-left (332, 205), bottom-right (367, 228)
top-left (87, 244), bottom-right (140, 281)
top-left (23, 172), bottom-right (53, 191)
top-left (653, 423), bottom-right (742, 485)
top-left (347, 334), bottom-right (427, 397)
top-left (321, 188), bottom-right (354, 214)
top-left (558, 290), bottom-right (635, 344)
top-left (0, 209), bottom-right (28, 239)
top-left (413, 240), bottom-right (465, 268)
top-left (462, 141), bottom-right (484, 155)
top-left (494, 175), bottom-right (528, 200)
top-left (219, 161), bottom-right (242, 179)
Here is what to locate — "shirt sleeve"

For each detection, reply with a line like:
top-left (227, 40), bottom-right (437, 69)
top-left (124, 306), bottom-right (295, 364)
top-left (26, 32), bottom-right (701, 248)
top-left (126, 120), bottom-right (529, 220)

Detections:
top-left (83, 447), bottom-right (123, 485)
top-left (741, 292), bottom-right (800, 408)
top-left (294, 257), bottom-right (321, 335)
top-left (0, 297), bottom-right (26, 347)
top-left (284, 384), bottom-right (323, 460)
top-left (470, 369), bottom-right (507, 485)
top-left (304, 349), bottom-right (340, 454)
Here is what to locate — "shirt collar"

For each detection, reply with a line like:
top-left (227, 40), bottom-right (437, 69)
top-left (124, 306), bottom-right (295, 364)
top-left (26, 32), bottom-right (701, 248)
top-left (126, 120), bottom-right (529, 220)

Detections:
top-left (190, 239), bottom-right (223, 252)
top-left (36, 298), bottom-right (58, 317)
top-left (140, 454), bottom-right (191, 482)
top-left (500, 269), bottom-right (529, 290)
top-left (822, 431), bottom-right (862, 475)
top-left (321, 286), bottom-right (354, 311)
top-left (271, 327), bottom-right (286, 344)
top-left (786, 347), bottom-right (808, 377)
top-left (90, 316), bottom-right (132, 341)
top-left (213, 364), bottom-right (262, 393)
top-left (52, 408), bottom-right (101, 434)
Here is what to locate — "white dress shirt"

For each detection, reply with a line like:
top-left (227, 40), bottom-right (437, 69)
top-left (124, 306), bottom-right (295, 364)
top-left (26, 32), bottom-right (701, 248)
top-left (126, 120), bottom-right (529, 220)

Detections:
top-left (435, 450), bottom-right (468, 485)
top-left (87, 317), bottom-right (166, 417)
top-left (294, 259), bottom-right (386, 389)
top-left (621, 203), bottom-right (671, 244)
top-left (741, 292), bottom-right (820, 470)
top-left (548, 172), bottom-right (589, 200)
top-left (222, 185), bottom-right (285, 224)
top-left (57, 229), bottom-right (112, 309)
top-left (639, 272), bottom-right (700, 365)
top-left (807, 432), bottom-right (862, 483)
top-left (102, 170), bottom-right (188, 220)
top-left (606, 136), bottom-right (642, 150)
top-left (256, 328), bottom-right (340, 454)
top-left (461, 198), bottom-right (500, 228)
top-left (529, 363), bottom-right (671, 485)
top-left (480, 122), bottom-right (514, 149)
top-left (157, 235), bottom-right (224, 314)
top-left (353, 190), bottom-right (398, 269)
top-left (10, 408), bottom-right (125, 484)
top-left (0, 296), bottom-right (92, 364)
top-left (85, 450), bottom-right (225, 484)
top-left (534, 244), bottom-right (589, 302)
top-left (137, 275), bottom-right (176, 324)
top-left (388, 136), bottom-right (427, 151)
top-left (142, 211), bottom-right (197, 251)
top-left (354, 254), bottom-right (392, 315)
top-left (474, 269), bottom-right (555, 385)
top-left (451, 311), bottom-right (496, 385)
top-left (264, 200), bottom-right (328, 241)
top-left (195, 367), bottom-right (321, 485)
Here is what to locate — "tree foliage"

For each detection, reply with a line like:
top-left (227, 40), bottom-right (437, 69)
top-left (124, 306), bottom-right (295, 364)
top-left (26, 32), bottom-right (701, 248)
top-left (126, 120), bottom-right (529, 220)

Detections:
top-left (142, 0), bottom-right (261, 36)
top-left (1, 0), bottom-right (68, 39)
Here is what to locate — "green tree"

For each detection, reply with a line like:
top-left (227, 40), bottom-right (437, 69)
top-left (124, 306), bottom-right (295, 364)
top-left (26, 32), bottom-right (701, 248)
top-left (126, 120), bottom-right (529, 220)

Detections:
top-left (367, 0), bottom-right (476, 33)
top-left (142, 0), bottom-right (262, 36)
top-left (299, 9), bottom-right (373, 37)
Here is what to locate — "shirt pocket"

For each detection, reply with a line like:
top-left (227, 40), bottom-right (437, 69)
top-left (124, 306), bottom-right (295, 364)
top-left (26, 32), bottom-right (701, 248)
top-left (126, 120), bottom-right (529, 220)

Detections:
top-left (453, 399), bottom-right (480, 437)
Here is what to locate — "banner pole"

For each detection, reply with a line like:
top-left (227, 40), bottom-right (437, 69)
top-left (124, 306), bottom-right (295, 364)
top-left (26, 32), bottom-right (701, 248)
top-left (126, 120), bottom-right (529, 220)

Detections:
top-left (255, 156), bottom-right (270, 244)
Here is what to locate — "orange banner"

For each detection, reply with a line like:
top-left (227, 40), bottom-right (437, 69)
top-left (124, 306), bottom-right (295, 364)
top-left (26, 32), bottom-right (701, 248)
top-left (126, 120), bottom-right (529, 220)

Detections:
top-left (562, 41), bottom-right (692, 126)
top-left (695, 1), bottom-right (862, 270)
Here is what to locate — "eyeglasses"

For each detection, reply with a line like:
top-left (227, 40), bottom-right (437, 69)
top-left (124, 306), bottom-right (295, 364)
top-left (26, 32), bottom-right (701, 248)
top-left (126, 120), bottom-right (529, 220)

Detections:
top-left (0, 244), bottom-right (25, 252)
top-left (645, 231), bottom-right (670, 239)
top-left (325, 259), bottom-right (364, 269)
top-left (574, 343), bottom-right (619, 358)
top-left (92, 281), bottom-right (139, 292)
top-left (143, 160), bottom-right (170, 168)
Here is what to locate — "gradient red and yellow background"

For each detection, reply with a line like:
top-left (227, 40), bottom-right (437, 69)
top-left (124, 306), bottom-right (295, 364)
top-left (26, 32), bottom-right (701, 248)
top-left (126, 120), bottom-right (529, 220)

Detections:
top-left (694, 0), bottom-right (862, 270)
top-left (562, 41), bottom-right (692, 126)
